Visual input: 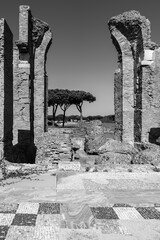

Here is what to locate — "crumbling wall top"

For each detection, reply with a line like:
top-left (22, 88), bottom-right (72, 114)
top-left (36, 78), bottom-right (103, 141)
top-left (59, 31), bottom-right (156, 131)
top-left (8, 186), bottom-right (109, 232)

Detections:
top-left (109, 10), bottom-right (147, 27)
top-left (32, 17), bottom-right (50, 48)
top-left (108, 10), bottom-right (153, 48)
top-left (19, 5), bottom-right (30, 11)
top-left (18, 5), bottom-right (52, 50)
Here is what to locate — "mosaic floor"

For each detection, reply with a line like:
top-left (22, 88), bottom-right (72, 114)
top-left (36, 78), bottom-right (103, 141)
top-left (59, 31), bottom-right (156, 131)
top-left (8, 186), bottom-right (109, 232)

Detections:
top-left (0, 202), bottom-right (160, 239)
top-left (1, 170), bottom-right (160, 239)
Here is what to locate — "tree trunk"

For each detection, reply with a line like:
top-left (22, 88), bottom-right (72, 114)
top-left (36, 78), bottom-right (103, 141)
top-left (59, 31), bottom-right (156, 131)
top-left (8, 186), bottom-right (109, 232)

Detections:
top-left (60, 104), bottom-right (70, 127)
top-left (80, 108), bottom-right (83, 122)
top-left (52, 104), bottom-right (58, 126)
top-left (52, 107), bottom-right (55, 125)
top-left (76, 103), bottom-right (83, 122)
top-left (62, 110), bottom-right (66, 127)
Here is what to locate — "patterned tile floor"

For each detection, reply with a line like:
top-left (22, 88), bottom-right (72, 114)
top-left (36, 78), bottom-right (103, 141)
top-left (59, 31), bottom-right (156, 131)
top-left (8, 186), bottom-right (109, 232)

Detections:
top-left (1, 171), bottom-right (160, 239)
top-left (0, 202), bottom-right (160, 239)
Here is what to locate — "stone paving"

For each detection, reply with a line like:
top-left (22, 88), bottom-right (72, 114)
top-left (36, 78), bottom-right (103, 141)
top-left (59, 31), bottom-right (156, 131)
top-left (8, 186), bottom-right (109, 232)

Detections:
top-left (0, 169), bottom-right (160, 239)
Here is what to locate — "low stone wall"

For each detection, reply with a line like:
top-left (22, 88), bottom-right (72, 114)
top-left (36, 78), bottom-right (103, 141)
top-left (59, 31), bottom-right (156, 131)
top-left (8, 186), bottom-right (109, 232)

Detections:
top-left (35, 128), bottom-right (72, 166)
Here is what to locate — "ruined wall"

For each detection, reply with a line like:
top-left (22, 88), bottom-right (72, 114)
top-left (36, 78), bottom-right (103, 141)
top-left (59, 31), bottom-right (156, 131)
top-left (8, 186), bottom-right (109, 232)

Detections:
top-left (141, 48), bottom-right (160, 143)
top-left (0, 19), bottom-right (13, 161)
top-left (108, 10), bottom-right (160, 145)
top-left (0, 5), bottom-right (52, 164)
top-left (13, 6), bottom-right (33, 146)
top-left (13, 49), bottom-right (31, 145)
top-left (12, 5), bottom-right (52, 163)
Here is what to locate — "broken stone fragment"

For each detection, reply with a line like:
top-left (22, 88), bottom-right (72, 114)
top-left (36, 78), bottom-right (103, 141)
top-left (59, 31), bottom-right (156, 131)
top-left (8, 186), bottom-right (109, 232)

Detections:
top-left (84, 120), bottom-right (108, 154)
top-left (133, 150), bottom-right (160, 165)
top-left (98, 139), bottom-right (137, 155)
top-left (100, 152), bottom-right (132, 165)
top-left (71, 137), bottom-right (85, 151)
top-left (132, 142), bottom-right (160, 165)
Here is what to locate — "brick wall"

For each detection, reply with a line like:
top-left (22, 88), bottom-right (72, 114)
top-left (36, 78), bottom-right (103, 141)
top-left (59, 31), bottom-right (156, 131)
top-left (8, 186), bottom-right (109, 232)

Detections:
top-left (141, 48), bottom-right (160, 143)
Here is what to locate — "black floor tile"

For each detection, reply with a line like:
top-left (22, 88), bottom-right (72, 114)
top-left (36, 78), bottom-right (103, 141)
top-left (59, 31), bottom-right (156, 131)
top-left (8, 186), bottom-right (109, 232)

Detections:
top-left (136, 207), bottom-right (160, 219)
top-left (90, 207), bottom-right (119, 219)
top-left (0, 226), bottom-right (9, 239)
top-left (11, 214), bottom-right (37, 226)
top-left (38, 203), bottom-right (60, 214)
top-left (113, 203), bottom-right (132, 207)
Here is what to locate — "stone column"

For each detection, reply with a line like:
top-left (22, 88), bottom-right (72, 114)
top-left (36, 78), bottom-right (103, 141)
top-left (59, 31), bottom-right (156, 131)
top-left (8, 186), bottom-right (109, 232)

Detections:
top-left (114, 69), bottom-right (122, 141)
top-left (19, 5), bottom-right (30, 43)
top-left (34, 30), bottom-right (52, 137)
top-left (110, 29), bottom-right (135, 145)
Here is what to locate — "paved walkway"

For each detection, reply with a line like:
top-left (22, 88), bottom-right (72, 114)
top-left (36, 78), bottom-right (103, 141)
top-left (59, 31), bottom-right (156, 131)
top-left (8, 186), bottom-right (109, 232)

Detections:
top-left (1, 169), bottom-right (160, 239)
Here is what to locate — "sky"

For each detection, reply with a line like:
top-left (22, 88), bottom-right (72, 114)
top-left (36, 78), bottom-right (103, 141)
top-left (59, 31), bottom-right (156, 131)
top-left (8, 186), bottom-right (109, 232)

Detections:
top-left (1, 0), bottom-right (160, 116)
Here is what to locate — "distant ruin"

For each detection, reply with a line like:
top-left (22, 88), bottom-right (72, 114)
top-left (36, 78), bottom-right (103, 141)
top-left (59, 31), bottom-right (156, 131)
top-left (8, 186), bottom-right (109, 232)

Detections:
top-left (0, 6), bottom-right (52, 163)
top-left (108, 10), bottom-right (160, 146)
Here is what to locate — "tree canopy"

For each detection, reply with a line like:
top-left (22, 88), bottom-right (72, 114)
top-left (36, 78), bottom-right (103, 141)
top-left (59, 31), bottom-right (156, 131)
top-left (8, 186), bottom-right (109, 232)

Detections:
top-left (70, 90), bottom-right (96, 121)
top-left (48, 89), bottom-right (96, 126)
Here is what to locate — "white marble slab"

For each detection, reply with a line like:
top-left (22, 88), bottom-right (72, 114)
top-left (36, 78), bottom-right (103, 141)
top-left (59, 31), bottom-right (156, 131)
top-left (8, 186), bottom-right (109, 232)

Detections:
top-left (113, 207), bottom-right (144, 220)
top-left (58, 161), bottom-right (81, 171)
top-left (16, 202), bottom-right (39, 214)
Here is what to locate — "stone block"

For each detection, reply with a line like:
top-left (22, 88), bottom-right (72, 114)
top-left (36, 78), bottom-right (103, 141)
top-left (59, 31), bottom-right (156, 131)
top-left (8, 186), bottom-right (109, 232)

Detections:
top-left (98, 139), bottom-right (137, 155)
top-left (71, 137), bottom-right (85, 151)
top-left (58, 161), bottom-right (81, 171)
top-left (144, 50), bottom-right (153, 61)
top-left (141, 60), bottom-right (153, 66)
top-left (100, 152), bottom-right (132, 164)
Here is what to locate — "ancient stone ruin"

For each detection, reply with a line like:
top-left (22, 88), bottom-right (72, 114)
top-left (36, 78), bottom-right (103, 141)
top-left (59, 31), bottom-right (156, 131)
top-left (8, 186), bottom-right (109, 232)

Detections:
top-left (108, 10), bottom-right (160, 146)
top-left (0, 5), bottom-right (52, 163)
top-left (1, 8), bottom-right (160, 170)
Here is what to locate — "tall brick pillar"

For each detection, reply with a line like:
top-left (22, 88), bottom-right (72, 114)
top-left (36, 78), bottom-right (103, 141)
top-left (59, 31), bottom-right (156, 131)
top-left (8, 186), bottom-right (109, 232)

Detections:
top-left (0, 19), bottom-right (13, 160)
top-left (13, 5), bottom-right (52, 163)
top-left (34, 29), bottom-right (52, 137)
top-left (108, 24), bottom-right (134, 145)
top-left (13, 6), bottom-right (31, 146)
